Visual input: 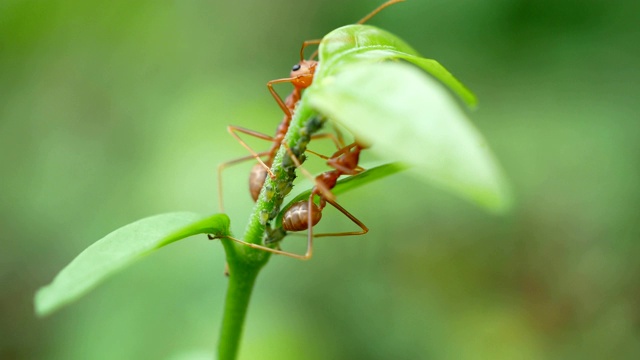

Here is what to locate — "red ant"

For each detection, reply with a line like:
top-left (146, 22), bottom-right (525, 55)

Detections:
top-left (217, 0), bottom-right (404, 211)
top-left (223, 140), bottom-right (370, 260)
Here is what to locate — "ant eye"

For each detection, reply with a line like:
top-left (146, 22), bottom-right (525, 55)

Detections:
top-left (292, 64), bottom-right (301, 71)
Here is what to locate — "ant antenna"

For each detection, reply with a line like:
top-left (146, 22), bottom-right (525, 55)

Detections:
top-left (299, 39), bottom-right (322, 62)
top-left (357, 0), bottom-right (405, 25)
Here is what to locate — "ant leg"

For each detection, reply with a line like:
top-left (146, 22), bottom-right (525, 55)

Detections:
top-left (302, 195), bottom-right (316, 259)
top-left (217, 151), bottom-right (270, 212)
top-left (328, 141), bottom-right (358, 157)
top-left (227, 125), bottom-right (277, 179)
top-left (310, 131), bottom-right (345, 150)
top-left (327, 161), bottom-right (363, 176)
top-left (301, 124), bottom-right (348, 160)
top-left (331, 123), bottom-right (346, 148)
top-left (304, 148), bottom-right (331, 161)
top-left (304, 148), bottom-right (363, 172)
top-left (313, 196), bottom-right (369, 238)
top-left (303, 127), bottom-right (349, 162)
top-left (305, 128), bottom-right (345, 160)
top-left (267, 77), bottom-right (296, 118)
top-left (282, 143), bottom-right (336, 202)
top-left (210, 234), bottom-right (312, 260)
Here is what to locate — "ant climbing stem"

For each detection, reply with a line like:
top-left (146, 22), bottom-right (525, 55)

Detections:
top-left (217, 141), bottom-right (370, 260)
top-left (280, 141), bottom-right (370, 259)
top-left (217, 52), bottom-right (319, 212)
top-left (217, 0), bottom-right (405, 212)
top-left (217, 127), bottom-right (342, 210)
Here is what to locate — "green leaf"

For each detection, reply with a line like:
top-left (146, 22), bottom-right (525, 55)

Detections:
top-left (307, 61), bottom-right (512, 213)
top-left (35, 212), bottom-right (230, 317)
top-left (317, 25), bottom-right (419, 72)
top-left (316, 25), bottom-right (477, 107)
top-left (275, 163), bottom-right (408, 226)
top-left (393, 53), bottom-right (477, 108)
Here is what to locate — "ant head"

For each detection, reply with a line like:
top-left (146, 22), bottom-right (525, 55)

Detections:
top-left (289, 59), bottom-right (318, 89)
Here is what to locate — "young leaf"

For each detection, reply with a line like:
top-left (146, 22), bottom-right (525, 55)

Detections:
top-left (307, 62), bottom-right (512, 213)
top-left (316, 25), bottom-right (477, 107)
top-left (317, 25), bottom-right (420, 74)
top-left (35, 212), bottom-right (230, 317)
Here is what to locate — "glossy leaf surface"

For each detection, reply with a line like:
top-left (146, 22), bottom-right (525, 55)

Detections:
top-left (307, 61), bottom-right (512, 212)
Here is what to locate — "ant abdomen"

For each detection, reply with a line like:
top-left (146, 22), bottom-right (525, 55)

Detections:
top-left (283, 200), bottom-right (322, 232)
top-left (249, 163), bottom-right (269, 201)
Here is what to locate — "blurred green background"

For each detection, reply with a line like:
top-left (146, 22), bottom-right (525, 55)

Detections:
top-left (2, 0), bottom-right (639, 359)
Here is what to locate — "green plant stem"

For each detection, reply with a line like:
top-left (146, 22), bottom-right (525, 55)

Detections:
top-left (216, 256), bottom-right (262, 360)
top-left (216, 99), bottom-right (321, 359)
